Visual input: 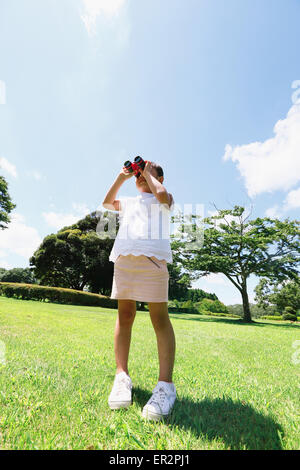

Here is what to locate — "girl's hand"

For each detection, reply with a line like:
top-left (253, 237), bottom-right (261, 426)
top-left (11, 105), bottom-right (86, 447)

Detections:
top-left (119, 166), bottom-right (134, 180)
top-left (139, 160), bottom-right (152, 176)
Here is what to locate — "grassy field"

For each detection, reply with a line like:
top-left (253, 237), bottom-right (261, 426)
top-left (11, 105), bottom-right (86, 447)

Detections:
top-left (0, 296), bottom-right (299, 450)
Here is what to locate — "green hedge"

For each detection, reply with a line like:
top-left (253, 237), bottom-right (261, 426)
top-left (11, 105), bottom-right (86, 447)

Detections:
top-left (261, 315), bottom-right (285, 321)
top-left (168, 307), bottom-right (240, 318)
top-left (261, 315), bottom-right (299, 321)
top-left (168, 306), bottom-right (199, 314)
top-left (0, 282), bottom-right (118, 308)
top-left (200, 310), bottom-right (240, 318)
top-left (282, 313), bottom-right (298, 321)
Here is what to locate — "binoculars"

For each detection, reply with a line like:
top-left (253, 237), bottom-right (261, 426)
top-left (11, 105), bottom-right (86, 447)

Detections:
top-left (124, 156), bottom-right (148, 178)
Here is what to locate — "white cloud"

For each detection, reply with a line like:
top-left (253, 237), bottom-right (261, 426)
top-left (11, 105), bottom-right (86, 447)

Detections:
top-left (202, 273), bottom-right (227, 285)
top-left (0, 259), bottom-right (12, 269)
top-left (72, 202), bottom-right (90, 214)
top-left (283, 186), bottom-right (300, 211)
top-left (265, 205), bottom-right (283, 219)
top-left (207, 208), bottom-right (253, 231)
top-left (0, 157), bottom-right (17, 178)
top-left (43, 212), bottom-right (80, 230)
top-left (0, 213), bottom-right (42, 259)
top-left (223, 103), bottom-right (300, 198)
top-left (81, 0), bottom-right (126, 36)
top-left (207, 210), bottom-right (238, 226)
top-left (264, 186), bottom-right (300, 218)
top-left (42, 203), bottom-right (91, 230)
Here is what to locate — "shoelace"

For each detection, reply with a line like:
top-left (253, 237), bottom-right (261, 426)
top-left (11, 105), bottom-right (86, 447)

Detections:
top-left (149, 386), bottom-right (167, 408)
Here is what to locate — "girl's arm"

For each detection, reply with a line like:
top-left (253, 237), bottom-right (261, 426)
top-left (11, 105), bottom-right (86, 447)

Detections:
top-left (102, 168), bottom-right (133, 211)
top-left (141, 162), bottom-right (173, 208)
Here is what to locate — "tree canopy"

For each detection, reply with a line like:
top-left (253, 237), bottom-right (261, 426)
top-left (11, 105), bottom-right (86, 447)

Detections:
top-left (30, 212), bottom-right (115, 294)
top-left (0, 267), bottom-right (36, 284)
top-left (172, 205), bottom-right (300, 322)
top-left (0, 175), bottom-right (16, 230)
top-left (254, 276), bottom-right (300, 314)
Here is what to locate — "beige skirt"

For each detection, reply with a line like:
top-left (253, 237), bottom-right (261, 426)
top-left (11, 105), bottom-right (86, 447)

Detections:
top-left (110, 254), bottom-right (169, 302)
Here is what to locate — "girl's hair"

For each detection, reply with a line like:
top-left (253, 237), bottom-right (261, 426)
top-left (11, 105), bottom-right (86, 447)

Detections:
top-left (152, 162), bottom-right (164, 178)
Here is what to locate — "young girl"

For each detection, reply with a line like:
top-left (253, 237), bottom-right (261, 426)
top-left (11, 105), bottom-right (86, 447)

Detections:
top-left (102, 160), bottom-right (176, 421)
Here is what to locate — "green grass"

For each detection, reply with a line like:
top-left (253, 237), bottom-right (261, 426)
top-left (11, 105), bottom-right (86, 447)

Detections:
top-left (0, 296), bottom-right (299, 450)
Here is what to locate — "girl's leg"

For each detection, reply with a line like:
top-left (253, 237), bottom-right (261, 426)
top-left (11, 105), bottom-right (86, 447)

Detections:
top-left (148, 302), bottom-right (176, 383)
top-left (114, 299), bottom-right (136, 375)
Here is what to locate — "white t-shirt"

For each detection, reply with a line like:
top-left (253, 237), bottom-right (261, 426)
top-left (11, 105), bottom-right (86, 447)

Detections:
top-left (109, 192), bottom-right (174, 263)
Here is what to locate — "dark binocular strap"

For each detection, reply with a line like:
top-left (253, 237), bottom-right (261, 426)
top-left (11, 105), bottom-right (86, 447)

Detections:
top-left (146, 256), bottom-right (161, 268)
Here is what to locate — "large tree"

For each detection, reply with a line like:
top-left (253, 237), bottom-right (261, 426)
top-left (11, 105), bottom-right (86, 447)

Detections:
top-left (172, 205), bottom-right (300, 322)
top-left (30, 212), bottom-right (115, 293)
top-left (0, 175), bottom-right (16, 230)
top-left (0, 268), bottom-right (7, 278)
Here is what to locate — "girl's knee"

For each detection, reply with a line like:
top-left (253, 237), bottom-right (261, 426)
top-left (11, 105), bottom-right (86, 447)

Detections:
top-left (150, 311), bottom-right (171, 331)
top-left (118, 305), bottom-right (136, 326)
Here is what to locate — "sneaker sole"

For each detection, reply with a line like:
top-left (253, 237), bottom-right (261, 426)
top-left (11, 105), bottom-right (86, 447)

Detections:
top-left (109, 400), bottom-right (132, 410)
top-left (142, 408), bottom-right (169, 421)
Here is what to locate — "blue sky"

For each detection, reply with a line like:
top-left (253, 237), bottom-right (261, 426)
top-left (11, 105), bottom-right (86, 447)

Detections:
top-left (0, 0), bottom-right (300, 304)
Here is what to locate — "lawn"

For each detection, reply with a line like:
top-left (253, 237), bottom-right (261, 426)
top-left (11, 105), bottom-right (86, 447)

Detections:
top-left (0, 296), bottom-right (299, 450)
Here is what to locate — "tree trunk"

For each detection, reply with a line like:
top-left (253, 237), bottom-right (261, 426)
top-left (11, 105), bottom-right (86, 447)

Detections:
top-left (241, 280), bottom-right (252, 322)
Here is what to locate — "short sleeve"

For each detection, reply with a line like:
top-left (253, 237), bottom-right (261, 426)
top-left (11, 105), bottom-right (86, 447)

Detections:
top-left (118, 196), bottom-right (126, 213)
top-left (169, 194), bottom-right (175, 211)
top-left (118, 196), bottom-right (137, 213)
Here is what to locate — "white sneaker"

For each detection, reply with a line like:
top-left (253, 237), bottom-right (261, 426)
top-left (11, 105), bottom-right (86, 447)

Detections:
top-left (142, 381), bottom-right (176, 421)
top-left (108, 372), bottom-right (133, 410)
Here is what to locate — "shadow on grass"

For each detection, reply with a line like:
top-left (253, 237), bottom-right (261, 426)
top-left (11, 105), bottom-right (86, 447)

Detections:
top-left (169, 314), bottom-right (300, 329)
top-left (133, 388), bottom-right (283, 450)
